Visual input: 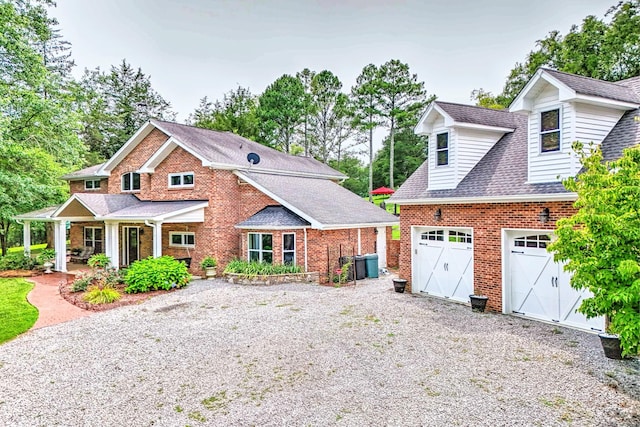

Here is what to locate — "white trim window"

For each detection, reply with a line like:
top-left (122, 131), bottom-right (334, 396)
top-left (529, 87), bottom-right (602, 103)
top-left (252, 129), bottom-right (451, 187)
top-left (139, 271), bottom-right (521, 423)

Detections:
top-left (436, 132), bottom-right (449, 166)
top-left (84, 226), bottom-right (103, 253)
top-left (282, 233), bottom-right (296, 265)
top-left (168, 172), bottom-right (195, 188)
top-left (540, 108), bottom-right (561, 153)
top-left (121, 172), bottom-right (141, 191)
top-left (248, 233), bottom-right (273, 263)
top-left (169, 232), bottom-right (195, 248)
top-left (84, 179), bottom-right (101, 190)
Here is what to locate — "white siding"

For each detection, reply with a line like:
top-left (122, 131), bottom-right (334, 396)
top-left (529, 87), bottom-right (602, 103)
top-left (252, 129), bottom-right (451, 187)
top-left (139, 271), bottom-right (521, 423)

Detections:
top-left (428, 125), bottom-right (457, 190)
top-left (528, 84), bottom-right (573, 183)
top-left (572, 104), bottom-right (624, 174)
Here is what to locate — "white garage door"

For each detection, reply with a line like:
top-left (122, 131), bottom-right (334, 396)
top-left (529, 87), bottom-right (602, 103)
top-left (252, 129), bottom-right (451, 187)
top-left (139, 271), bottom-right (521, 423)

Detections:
top-left (413, 228), bottom-right (473, 303)
top-left (508, 232), bottom-right (604, 332)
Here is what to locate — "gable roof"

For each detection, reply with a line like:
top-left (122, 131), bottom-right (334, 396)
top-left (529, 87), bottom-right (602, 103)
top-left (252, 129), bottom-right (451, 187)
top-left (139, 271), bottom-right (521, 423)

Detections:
top-left (236, 171), bottom-right (398, 229)
top-left (95, 120), bottom-right (345, 180)
top-left (510, 68), bottom-right (640, 112)
top-left (415, 101), bottom-right (517, 134)
top-left (236, 206), bottom-right (311, 229)
top-left (391, 113), bottom-right (570, 204)
top-left (393, 70), bottom-right (640, 205)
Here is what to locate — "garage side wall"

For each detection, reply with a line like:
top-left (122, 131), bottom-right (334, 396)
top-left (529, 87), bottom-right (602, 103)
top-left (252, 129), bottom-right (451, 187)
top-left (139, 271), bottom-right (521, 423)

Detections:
top-left (399, 201), bottom-right (576, 311)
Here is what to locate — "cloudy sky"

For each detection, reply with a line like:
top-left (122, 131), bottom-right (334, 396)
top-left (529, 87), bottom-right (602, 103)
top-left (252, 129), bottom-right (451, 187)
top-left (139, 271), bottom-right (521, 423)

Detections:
top-left (53, 0), bottom-right (610, 125)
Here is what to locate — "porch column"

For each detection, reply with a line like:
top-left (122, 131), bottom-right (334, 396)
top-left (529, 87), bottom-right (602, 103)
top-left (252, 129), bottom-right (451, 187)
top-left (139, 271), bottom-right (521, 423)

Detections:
top-left (54, 220), bottom-right (67, 272)
top-left (152, 221), bottom-right (163, 257)
top-left (22, 221), bottom-right (31, 256)
top-left (104, 221), bottom-right (120, 269)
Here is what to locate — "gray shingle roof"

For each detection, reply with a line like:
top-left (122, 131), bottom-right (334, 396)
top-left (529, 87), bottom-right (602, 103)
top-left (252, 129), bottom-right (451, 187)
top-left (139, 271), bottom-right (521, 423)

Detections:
top-left (61, 163), bottom-right (107, 180)
top-left (14, 205), bottom-right (60, 220)
top-left (543, 68), bottom-right (640, 104)
top-left (236, 206), bottom-right (311, 229)
top-left (237, 171), bottom-right (399, 228)
top-left (151, 120), bottom-right (345, 179)
top-left (391, 113), bottom-right (568, 202)
top-left (435, 102), bottom-right (519, 129)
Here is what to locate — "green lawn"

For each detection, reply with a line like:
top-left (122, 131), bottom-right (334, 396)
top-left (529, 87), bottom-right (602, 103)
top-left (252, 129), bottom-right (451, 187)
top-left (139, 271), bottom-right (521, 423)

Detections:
top-left (0, 278), bottom-right (39, 344)
top-left (368, 195), bottom-right (400, 240)
top-left (7, 243), bottom-right (47, 254)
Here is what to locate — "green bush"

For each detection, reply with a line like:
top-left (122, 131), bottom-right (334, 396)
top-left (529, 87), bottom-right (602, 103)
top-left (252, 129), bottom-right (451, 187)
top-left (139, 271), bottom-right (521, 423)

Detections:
top-left (71, 268), bottom-right (125, 293)
top-left (36, 249), bottom-right (56, 264)
top-left (124, 256), bottom-right (191, 293)
top-left (0, 253), bottom-right (36, 271)
top-left (223, 259), bottom-right (303, 276)
top-left (71, 275), bottom-right (92, 292)
top-left (83, 285), bottom-right (121, 304)
top-left (200, 256), bottom-right (217, 269)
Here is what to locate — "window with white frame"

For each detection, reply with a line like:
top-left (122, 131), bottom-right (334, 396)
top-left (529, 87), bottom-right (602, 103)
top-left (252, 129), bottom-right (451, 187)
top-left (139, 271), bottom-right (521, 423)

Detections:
top-left (169, 232), bottom-right (195, 248)
top-left (121, 172), bottom-right (141, 191)
top-left (84, 179), bottom-right (101, 190)
top-left (436, 132), bottom-right (449, 166)
top-left (248, 233), bottom-right (273, 263)
top-left (540, 108), bottom-right (561, 153)
top-left (282, 233), bottom-right (296, 265)
top-left (84, 227), bottom-right (103, 253)
top-left (168, 172), bottom-right (194, 188)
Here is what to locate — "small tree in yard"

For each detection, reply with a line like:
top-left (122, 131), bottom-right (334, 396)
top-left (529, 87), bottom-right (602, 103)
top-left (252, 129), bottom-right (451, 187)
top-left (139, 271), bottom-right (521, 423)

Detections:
top-left (548, 142), bottom-right (640, 357)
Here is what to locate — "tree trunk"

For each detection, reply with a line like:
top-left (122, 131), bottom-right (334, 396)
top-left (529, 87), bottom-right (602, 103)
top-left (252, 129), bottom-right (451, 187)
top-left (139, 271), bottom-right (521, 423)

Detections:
top-left (0, 220), bottom-right (10, 256)
top-left (368, 119), bottom-right (373, 202)
top-left (46, 222), bottom-right (55, 249)
top-left (389, 118), bottom-right (395, 189)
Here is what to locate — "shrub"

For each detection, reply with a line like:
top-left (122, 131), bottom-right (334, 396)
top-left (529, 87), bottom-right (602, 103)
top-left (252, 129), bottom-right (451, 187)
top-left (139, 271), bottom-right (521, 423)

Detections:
top-left (36, 249), bottom-right (56, 264)
top-left (88, 254), bottom-right (111, 270)
top-left (223, 259), bottom-right (303, 276)
top-left (0, 254), bottom-right (36, 271)
top-left (71, 274), bottom-right (92, 292)
top-left (124, 256), bottom-right (191, 293)
top-left (71, 268), bottom-right (126, 293)
top-left (83, 285), bottom-right (121, 304)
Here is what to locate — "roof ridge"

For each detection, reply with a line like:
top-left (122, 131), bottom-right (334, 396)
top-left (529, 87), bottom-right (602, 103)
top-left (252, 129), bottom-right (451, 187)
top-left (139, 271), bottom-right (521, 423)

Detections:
top-left (151, 118), bottom-right (238, 137)
top-left (434, 100), bottom-right (512, 114)
top-left (541, 67), bottom-right (635, 88)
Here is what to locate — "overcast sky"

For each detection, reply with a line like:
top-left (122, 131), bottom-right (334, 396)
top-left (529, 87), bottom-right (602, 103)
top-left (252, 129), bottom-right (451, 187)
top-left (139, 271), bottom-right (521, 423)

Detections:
top-left (53, 0), bottom-right (611, 135)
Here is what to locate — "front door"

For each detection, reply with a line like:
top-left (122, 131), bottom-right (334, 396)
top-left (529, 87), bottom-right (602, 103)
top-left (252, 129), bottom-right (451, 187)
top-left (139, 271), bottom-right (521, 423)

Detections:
top-left (123, 227), bottom-right (140, 266)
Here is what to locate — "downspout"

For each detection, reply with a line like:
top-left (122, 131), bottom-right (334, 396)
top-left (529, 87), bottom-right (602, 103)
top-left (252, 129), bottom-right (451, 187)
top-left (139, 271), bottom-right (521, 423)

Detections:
top-left (304, 227), bottom-right (308, 273)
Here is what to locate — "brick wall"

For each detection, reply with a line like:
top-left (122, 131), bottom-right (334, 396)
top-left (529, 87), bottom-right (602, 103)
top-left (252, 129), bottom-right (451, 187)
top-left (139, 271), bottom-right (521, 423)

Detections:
top-left (69, 179), bottom-right (108, 195)
top-left (398, 201), bottom-right (576, 311)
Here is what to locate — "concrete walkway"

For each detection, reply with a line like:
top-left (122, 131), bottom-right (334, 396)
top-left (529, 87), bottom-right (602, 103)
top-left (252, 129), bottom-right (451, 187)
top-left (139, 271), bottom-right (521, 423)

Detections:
top-left (26, 273), bottom-right (91, 329)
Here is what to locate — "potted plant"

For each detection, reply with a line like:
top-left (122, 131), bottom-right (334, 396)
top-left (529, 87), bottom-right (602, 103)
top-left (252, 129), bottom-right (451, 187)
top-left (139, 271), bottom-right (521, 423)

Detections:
top-left (469, 294), bottom-right (489, 312)
top-left (37, 249), bottom-right (56, 274)
top-left (200, 256), bottom-right (217, 278)
top-left (598, 324), bottom-right (625, 360)
top-left (548, 143), bottom-right (640, 359)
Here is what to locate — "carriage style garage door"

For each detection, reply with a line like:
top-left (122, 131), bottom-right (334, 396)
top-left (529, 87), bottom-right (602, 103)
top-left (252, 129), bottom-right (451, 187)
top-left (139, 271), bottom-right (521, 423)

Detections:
top-left (508, 232), bottom-right (604, 332)
top-left (413, 227), bottom-right (474, 303)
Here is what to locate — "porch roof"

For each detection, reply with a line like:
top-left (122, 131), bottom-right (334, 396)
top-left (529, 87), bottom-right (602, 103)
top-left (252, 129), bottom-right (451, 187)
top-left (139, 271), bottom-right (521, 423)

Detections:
top-left (20, 194), bottom-right (209, 223)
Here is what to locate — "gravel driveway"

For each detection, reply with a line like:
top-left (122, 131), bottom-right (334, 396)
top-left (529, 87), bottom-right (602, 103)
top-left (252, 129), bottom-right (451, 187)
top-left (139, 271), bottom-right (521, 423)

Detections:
top-left (0, 276), bottom-right (638, 426)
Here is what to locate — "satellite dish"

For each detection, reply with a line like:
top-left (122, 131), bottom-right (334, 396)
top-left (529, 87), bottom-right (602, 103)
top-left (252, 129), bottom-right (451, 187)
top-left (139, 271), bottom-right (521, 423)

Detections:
top-left (247, 152), bottom-right (261, 165)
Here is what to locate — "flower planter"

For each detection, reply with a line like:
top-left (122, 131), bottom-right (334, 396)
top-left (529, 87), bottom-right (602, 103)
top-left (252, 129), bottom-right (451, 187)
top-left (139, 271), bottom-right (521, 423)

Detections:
top-left (392, 278), bottom-right (407, 293)
top-left (469, 294), bottom-right (489, 312)
top-left (598, 333), bottom-right (625, 360)
top-left (43, 261), bottom-right (54, 274)
top-left (204, 267), bottom-right (216, 279)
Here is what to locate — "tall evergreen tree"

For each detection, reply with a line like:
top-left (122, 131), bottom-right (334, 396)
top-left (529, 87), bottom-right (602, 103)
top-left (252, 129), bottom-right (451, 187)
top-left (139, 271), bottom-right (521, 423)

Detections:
top-left (296, 68), bottom-right (316, 156)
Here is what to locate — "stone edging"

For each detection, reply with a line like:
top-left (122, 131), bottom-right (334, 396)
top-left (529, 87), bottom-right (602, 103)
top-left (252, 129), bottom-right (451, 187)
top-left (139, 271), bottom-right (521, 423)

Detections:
top-left (224, 272), bottom-right (319, 286)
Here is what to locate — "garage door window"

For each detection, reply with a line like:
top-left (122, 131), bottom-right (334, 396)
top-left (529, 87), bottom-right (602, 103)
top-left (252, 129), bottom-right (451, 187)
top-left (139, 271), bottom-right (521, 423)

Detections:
top-left (421, 230), bottom-right (444, 241)
top-left (514, 234), bottom-right (550, 249)
top-left (448, 231), bottom-right (472, 243)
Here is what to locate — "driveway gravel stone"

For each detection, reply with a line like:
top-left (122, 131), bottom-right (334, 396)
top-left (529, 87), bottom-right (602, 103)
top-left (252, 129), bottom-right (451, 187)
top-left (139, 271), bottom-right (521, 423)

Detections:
top-left (0, 276), bottom-right (638, 426)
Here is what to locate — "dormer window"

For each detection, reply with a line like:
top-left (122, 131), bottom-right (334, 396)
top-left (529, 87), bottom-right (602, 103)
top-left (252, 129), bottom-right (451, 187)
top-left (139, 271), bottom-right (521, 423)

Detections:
top-left (168, 172), bottom-right (194, 189)
top-left (436, 132), bottom-right (449, 166)
top-left (540, 109), bottom-right (560, 153)
top-left (84, 179), bottom-right (101, 190)
top-left (121, 172), bottom-right (140, 192)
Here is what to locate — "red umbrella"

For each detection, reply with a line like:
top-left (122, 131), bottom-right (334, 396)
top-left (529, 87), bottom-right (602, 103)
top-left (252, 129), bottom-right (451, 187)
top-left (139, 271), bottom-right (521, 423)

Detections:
top-left (370, 186), bottom-right (395, 195)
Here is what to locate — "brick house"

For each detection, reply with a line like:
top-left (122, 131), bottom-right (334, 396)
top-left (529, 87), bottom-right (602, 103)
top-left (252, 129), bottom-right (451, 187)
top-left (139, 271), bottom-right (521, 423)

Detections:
top-left (388, 68), bottom-right (640, 332)
top-left (16, 120), bottom-right (398, 280)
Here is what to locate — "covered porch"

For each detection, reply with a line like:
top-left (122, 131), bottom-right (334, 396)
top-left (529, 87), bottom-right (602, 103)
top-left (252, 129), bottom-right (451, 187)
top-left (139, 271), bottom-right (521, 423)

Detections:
top-left (15, 194), bottom-right (208, 272)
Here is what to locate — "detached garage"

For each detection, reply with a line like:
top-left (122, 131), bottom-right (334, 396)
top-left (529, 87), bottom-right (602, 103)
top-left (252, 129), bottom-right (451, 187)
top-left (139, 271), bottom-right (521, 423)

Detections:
top-left (504, 230), bottom-right (604, 332)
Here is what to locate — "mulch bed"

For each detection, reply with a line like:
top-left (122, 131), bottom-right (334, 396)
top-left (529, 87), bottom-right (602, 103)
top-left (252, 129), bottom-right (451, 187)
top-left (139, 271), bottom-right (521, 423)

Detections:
top-left (58, 279), bottom-right (178, 312)
top-left (0, 270), bottom-right (38, 278)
